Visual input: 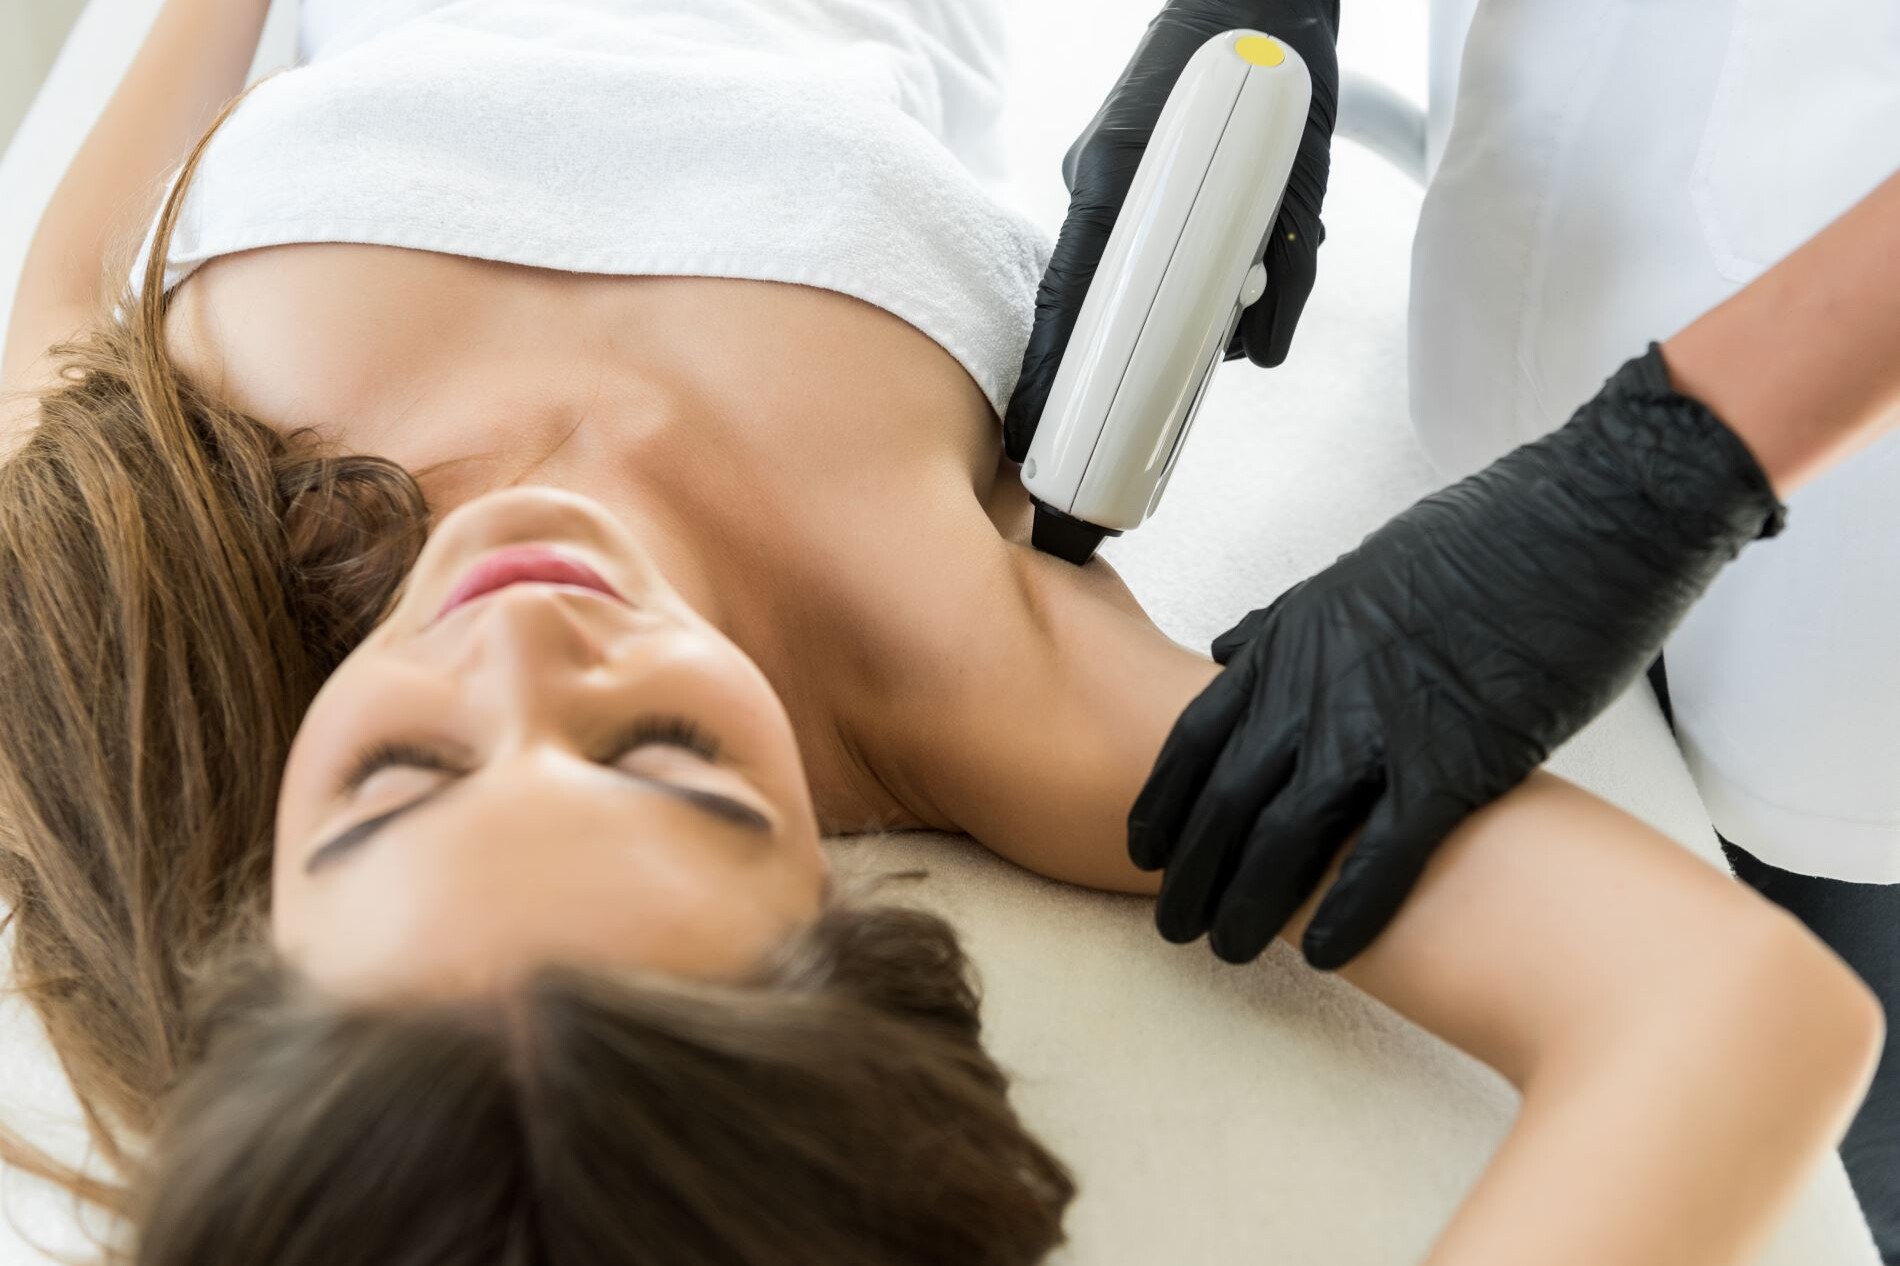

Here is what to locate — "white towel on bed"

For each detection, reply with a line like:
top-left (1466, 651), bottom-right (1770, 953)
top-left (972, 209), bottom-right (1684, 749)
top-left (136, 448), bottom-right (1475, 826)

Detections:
top-left (125, 0), bottom-right (1054, 420)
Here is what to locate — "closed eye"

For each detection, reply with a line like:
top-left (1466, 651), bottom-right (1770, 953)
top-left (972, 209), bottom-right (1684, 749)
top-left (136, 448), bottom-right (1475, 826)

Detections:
top-left (336, 739), bottom-right (460, 793)
top-left (306, 715), bottom-right (762, 875)
top-left (335, 713), bottom-right (723, 796)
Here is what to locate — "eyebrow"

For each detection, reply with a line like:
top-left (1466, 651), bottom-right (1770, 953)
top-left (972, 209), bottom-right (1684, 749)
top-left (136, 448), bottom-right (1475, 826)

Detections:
top-left (302, 770), bottom-right (774, 874)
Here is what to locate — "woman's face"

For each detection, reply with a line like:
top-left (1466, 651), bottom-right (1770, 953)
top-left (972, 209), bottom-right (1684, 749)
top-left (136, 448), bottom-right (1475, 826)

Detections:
top-left (271, 486), bottom-right (828, 997)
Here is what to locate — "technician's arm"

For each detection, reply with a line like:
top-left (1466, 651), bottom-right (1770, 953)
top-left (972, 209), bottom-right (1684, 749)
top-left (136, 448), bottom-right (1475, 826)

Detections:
top-left (1668, 167), bottom-right (1900, 492)
top-left (1, 0), bottom-right (272, 389)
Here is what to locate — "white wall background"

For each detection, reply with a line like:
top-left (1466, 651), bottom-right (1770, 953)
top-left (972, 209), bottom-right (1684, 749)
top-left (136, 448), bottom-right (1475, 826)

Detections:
top-left (0, 0), bottom-right (89, 151)
top-left (995, 0), bottom-right (1429, 233)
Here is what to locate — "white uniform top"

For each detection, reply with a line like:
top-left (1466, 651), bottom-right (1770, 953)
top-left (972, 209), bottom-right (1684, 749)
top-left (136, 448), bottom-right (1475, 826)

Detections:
top-left (130, 0), bottom-right (1055, 421)
top-left (1413, 0), bottom-right (1900, 881)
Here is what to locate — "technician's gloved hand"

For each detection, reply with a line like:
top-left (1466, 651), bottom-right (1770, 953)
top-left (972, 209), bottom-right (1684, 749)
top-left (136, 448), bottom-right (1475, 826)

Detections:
top-left (1002, 0), bottom-right (1340, 462)
top-left (1130, 345), bottom-right (1788, 969)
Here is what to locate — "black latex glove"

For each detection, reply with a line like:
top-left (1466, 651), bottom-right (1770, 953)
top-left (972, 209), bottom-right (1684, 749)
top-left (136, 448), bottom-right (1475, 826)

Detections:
top-left (1129, 345), bottom-right (1788, 970)
top-left (1001, 0), bottom-right (1340, 462)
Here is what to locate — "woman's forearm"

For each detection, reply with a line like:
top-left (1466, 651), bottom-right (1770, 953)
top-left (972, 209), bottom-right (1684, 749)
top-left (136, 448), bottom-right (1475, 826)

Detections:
top-left (7, 0), bottom-right (271, 346)
top-left (1419, 894), bottom-right (1882, 1266)
top-left (1665, 167), bottom-right (1900, 495)
top-left (1292, 777), bottom-right (1883, 1266)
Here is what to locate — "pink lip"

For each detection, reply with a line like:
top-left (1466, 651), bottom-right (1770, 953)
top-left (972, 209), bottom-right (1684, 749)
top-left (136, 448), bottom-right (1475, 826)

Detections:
top-left (432, 546), bottom-right (626, 623)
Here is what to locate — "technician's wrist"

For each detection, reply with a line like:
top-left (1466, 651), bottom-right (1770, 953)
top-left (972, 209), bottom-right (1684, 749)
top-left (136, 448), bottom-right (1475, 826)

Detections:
top-left (1393, 345), bottom-right (1790, 623)
top-left (1582, 343), bottom-right (1788, 546)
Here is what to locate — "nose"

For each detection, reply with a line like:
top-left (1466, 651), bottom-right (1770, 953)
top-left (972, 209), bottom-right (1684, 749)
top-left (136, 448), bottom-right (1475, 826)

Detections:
top-left (449, 586), bottom-right (613, 717)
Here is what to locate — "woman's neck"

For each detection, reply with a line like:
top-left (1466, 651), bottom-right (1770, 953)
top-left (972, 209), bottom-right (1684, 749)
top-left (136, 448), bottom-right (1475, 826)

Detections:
top-left (391, 389), bottom-right (1222, 870)
top-left (414, 429), bottom-right (742, 645)
top-left (492, 414), bottom-right (1224, 883)
top-left (413, 419), bottom-right (932, 835)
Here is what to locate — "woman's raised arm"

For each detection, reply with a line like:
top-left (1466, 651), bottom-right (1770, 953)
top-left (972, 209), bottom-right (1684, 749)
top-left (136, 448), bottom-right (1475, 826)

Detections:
top-left (2, 0), bottom-right (271, 389)
top-left (867, 541), bottom-right (1883, 1265)
top-left (1320, 770), bottom-right (1880, 1265)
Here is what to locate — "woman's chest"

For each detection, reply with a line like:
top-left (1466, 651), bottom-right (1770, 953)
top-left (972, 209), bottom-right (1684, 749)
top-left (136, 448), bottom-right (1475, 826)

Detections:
top-left (163, 244), bottom-right (1003, 496)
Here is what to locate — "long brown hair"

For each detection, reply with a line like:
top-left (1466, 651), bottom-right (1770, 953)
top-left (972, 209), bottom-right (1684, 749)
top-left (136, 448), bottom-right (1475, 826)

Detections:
top-left (0, 84), bottom-right (1072, 1260)
top-left (0, 85), bottom-right (431, 1212)
top-left (135, 899), bottom-right (1073, 1266)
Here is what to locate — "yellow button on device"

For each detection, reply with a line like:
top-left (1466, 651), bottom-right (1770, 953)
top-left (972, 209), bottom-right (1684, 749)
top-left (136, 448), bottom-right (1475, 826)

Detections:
top-left (1235, 35), bottom-right (1285, 67)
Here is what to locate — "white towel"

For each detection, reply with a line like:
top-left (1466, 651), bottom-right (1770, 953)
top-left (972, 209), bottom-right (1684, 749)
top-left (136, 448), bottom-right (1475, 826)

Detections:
top-left (128, 0), bottom-right (1055, 419)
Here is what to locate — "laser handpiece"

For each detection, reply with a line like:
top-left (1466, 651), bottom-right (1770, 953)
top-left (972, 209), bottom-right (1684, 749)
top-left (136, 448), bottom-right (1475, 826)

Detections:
top-left (1021, 31), bottom-right (1313, 564)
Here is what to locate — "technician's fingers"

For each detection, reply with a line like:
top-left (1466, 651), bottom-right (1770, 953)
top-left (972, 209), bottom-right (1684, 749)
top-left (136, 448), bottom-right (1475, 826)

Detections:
top-left (1005, 250), bottom-right (1091, 460)
top-left (1128, 651), bottom-right (1260, 870)
top-left (1152, 716), bottom-right (1299, 944)
top-left (1238, 197), bottom-right (1325, 369)
top-left (1210, 585), bottom-right (1300, 664)
top-left (1207, 762), bottom-right (1382, 964)
top-left (1004, 201), bottom-right (1119, 461)
top-left (1060, 130), bottom-right (1089, 193)
top-left (1300, 785), bottom-right (1471, 971)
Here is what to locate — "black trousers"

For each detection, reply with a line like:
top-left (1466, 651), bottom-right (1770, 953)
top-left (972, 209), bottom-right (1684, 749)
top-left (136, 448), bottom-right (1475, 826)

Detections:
top-left (1650, 657), bottom-right (1900, 1263)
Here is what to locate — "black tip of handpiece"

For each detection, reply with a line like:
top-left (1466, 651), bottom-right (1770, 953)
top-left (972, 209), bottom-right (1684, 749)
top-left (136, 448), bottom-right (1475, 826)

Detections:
top-left (1030, 500), bottom-right (1117, 565)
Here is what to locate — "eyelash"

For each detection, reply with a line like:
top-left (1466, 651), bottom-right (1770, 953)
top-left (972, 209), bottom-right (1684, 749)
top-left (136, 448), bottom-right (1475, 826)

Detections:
top-left (614, 714), bottom-right (723, 764)
top-left (338, 714), bottom-right (723, 792)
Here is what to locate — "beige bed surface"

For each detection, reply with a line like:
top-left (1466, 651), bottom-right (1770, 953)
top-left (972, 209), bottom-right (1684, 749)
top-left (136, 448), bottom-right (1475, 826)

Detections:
top-left (0, 2), bottom-right (1878, 1262)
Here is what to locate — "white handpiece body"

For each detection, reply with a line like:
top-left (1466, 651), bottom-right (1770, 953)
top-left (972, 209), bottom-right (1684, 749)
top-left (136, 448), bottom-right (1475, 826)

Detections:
top-left (1022, 31), bottom-right (1312, 562)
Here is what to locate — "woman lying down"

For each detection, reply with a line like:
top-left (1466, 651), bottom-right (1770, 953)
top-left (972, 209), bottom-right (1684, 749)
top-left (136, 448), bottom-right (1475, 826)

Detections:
top-left (0, 2), bottom-right (1884, 1263)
